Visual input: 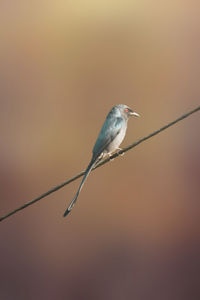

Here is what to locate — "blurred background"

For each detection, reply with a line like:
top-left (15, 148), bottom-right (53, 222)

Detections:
top-left (0, 1), bottom-right (200, 299)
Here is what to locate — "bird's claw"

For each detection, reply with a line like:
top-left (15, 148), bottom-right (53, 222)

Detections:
top-left (108, 153), bottom-right (115, 161)
top-left (117, 148), bottom-right (124, 156)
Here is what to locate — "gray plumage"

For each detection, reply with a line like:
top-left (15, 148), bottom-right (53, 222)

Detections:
top-left (63, 104), bottom-right (139, 217)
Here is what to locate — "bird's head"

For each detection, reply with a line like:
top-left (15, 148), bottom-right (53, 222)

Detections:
top-left (116, 104), bottom-right (140, 120)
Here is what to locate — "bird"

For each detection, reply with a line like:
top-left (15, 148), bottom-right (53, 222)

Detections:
top-left (63, 104), bottom-right (140, 217)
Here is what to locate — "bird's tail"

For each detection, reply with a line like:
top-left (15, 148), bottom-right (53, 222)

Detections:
top-left (63, 157), bottom-right (97, 217)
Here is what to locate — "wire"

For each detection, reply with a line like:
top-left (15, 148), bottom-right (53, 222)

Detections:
top-left (0, 105), bottom-right (199, 223)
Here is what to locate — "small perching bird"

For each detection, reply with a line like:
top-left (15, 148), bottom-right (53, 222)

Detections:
top-left (63, 104), bottom-right (140, 217)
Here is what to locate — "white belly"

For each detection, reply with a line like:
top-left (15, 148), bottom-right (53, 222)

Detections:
top-left (106, 125), bottom-right (127, 154)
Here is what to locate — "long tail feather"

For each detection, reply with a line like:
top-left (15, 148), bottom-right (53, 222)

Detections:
top-left (63, 157), bottom-right (97, 217)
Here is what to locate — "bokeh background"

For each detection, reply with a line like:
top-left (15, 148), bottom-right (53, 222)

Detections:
top-left (0, 1), bottom-right (200, 299)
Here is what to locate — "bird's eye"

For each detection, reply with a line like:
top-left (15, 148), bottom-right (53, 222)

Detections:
top-left (124, 108), bottom-right (129, 113)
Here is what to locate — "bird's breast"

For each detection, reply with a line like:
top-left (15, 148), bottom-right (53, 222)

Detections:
top-left (106, 125), bottom-right (127, 153)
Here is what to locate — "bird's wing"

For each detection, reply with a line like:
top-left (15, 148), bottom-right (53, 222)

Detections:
top-left (92, 116), bottom-right (124, 158)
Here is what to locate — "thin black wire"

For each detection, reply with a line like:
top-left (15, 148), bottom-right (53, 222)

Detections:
top-left (0, 105), bottom-right (199, 223)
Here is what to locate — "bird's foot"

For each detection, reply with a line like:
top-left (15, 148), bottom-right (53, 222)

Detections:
top-left (108, 153), bottom-right (115, 161)
top-left (117, 148), bottom-right (124, 156)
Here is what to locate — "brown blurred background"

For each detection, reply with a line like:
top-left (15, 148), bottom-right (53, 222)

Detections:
top-left (0, 1), bottom-right (200, 299)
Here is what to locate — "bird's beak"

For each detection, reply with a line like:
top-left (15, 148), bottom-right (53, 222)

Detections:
top-left (130, 111), bottom-right (140, 117)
